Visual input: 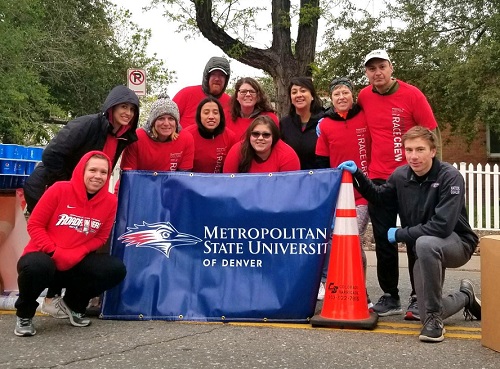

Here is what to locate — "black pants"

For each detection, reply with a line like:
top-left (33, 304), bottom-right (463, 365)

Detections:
top-left (368, 179), bottom-right (416, 299)
top-left (15, 252), bottom-right (126, 318)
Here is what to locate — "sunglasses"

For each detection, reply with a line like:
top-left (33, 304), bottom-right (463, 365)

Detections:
top-left (250, 131), bottom-right (272, 139)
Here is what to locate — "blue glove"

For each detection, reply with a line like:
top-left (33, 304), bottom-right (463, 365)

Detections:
top-left (316, 118), bottom-right (323, 137)
top-left (337, 160), bottom-right (357, 174)
top-left (387, 228), bottom-right (399, 243)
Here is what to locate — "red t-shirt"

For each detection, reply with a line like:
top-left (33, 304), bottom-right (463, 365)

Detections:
top-left (226, 112), bottom-right (279, 141)
top-left (316, 111), bottom-right (370, 205)
top-left (184, 125), bottom-right (238, 173)
top-left (121, 129), bottom-right (195, 171)
top-left (357, 80), bottom-right (438, 179)
top-left (223, 140), bottom-right (300, 173)
top-left (173, 85), bottom-right (231, 128)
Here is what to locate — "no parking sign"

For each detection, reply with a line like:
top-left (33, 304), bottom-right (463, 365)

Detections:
top-left (127, 69), bottom-right (146, 96)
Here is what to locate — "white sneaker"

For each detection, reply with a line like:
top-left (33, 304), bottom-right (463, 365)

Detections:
top-left (41, 296), bottom-right (69, 319)
top-left (317, 282), bottom-right (326, 300)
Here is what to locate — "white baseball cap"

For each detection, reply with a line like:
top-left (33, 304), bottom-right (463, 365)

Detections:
top-left (364, 49), bottom-right (391, 65)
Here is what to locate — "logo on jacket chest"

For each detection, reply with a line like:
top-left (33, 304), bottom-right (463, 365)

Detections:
top-left (55, 214), bottom-right (102, 234)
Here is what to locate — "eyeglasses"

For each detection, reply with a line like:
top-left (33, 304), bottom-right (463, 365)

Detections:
top-left (250, 131), bottom-right (272, 139)
top-left (238, 89), bottom-right (257, 96)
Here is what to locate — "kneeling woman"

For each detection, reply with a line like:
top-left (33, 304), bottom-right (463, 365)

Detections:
top-left (223, 116), bottom-right (300, 173)
top-left (14, 151), bottom-right (126, 336)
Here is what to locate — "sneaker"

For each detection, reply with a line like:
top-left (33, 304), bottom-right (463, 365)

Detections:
top-left (59, 299), bottom-right (91, 327)
top-left (459, 279), bottom-right (481, 320)
top-left (85, 296), bottom-right (102, 317)
top-left (14, 317), bottom-right (36, 337)
top-left (372, 293), bottom-right (403, 316)
top-left (317, 282), bottom-right (325, 301)
top-left (404, 295), bottom-right (420, 321)
top-left (367, 297), bottom-right (374, 311)
top-left (419, 313), bottom-right (445, 342)
top-left (41, 296), bottom-right (69, 319)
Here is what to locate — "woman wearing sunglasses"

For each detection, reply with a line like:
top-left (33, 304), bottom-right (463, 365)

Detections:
top-left (223, 116), bottom-right (300, 173)
top-left (227, 77), bottom-right (279, 140)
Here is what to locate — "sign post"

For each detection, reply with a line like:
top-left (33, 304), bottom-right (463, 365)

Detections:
top-left (127, 69), bottom-right (146, 96)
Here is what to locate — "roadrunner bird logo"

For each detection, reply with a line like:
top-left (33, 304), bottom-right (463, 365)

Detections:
top-left (118, 222), bottom-right (202, 258)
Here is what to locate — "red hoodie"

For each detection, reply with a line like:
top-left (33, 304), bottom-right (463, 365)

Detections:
top-left (23, 151), bottom-right (118, 271)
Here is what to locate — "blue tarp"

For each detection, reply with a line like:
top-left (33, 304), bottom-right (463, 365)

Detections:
top-left (102, 169), bottom-right (342, 322)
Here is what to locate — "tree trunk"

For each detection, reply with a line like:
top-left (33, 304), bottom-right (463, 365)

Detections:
top-left (193, 0), bottom-right (320, 118)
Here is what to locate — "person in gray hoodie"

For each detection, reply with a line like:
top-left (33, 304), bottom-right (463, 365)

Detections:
top-left (173, 56), bottom-right (231, 128)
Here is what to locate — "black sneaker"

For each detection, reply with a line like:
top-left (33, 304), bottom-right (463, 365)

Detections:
top-left (404, 295), bottom-right (420, 321)
top-left (14, 317), bottom-right (36, 337)
top-left (59, 299), bottom-right (91, 327)
top-left (372, 293), bottom-right (403, 316)
top-left (459, 279), bottom-right (481, 320)
top-left (419, 313), bottom-right (445, 342)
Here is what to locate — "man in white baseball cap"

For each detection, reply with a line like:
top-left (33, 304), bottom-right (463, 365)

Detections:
top-left (357, 49), bottom-right (441, 322)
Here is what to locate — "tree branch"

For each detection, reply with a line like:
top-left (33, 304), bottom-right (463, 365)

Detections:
top-left (193, 0), bottom-right (276, 73)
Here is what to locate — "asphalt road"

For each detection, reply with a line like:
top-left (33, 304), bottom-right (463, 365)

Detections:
top-left (0, 252), bottom-right (497, 369)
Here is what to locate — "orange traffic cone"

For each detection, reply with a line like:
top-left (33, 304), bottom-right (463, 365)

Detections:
top-left (311, 170), bottom-right (378, 329)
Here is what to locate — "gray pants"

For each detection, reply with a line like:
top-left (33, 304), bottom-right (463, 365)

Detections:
top-left (413, 233), bottom-right (471, 323)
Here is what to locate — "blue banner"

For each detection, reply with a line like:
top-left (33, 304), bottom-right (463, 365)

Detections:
top-left (102, 169), bottom-right (342, 322)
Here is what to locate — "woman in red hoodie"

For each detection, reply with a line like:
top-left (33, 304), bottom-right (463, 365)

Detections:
top-left (14, 151), bottom-right (126, 337)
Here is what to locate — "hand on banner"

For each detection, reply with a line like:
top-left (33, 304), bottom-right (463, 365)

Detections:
top-left (337, 161), bottom-right (357, 174)
top-left (387, 227), bottom-right (399, 244)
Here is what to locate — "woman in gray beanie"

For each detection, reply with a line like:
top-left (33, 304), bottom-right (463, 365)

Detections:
top-left (121, 95), bottom-right (195, 171)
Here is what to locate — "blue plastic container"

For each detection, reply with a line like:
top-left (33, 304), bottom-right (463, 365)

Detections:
top-left (27, 146), bottom-right (43, 161)
top-left (18, 146), bottom-right (28, 159)
top-left (16, 176), bottom-right (26, 188)
top-left (0, 176), bottom-right (14, 188)
top-left (1, 160), bottom-right (15, 174)
top-left (15, 161), bottom-right (26, 174)
top-left (26, 162), bottom-right (37, 175)
top-left (2, 144), bottom-right (18, 159)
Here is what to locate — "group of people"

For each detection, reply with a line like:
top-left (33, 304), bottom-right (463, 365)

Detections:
top-left (15, 50), bottom-right (481, 344)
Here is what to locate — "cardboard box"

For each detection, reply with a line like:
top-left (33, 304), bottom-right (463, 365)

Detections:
top-left (481, 235), bottom-right (500, 352)
top-left (0, 192), bottom-right (29, 293)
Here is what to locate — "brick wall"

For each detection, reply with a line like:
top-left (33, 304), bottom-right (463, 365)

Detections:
top-left (440, 125), bottom-right (500, 165)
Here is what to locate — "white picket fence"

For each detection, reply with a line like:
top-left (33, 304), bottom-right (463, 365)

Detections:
top-left (454, 162), bottom-right (500, 231)
top-left (109, 162), bottom-right (500, 231)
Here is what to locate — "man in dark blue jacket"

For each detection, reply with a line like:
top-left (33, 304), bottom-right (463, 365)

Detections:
top-left (338, 126), bottom-right (480, 343)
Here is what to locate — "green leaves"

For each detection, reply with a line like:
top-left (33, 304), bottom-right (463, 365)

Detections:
top-left (315, 0), bottom-right (500, 143)
top-left (0, 0), bottom-right (172, 144)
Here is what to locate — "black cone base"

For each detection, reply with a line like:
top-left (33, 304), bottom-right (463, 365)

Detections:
top-left (310, 312), bottom-right (378, 330)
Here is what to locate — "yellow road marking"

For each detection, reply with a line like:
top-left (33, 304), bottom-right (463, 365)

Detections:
top-left (0, 310), bottom-right (481, 340)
